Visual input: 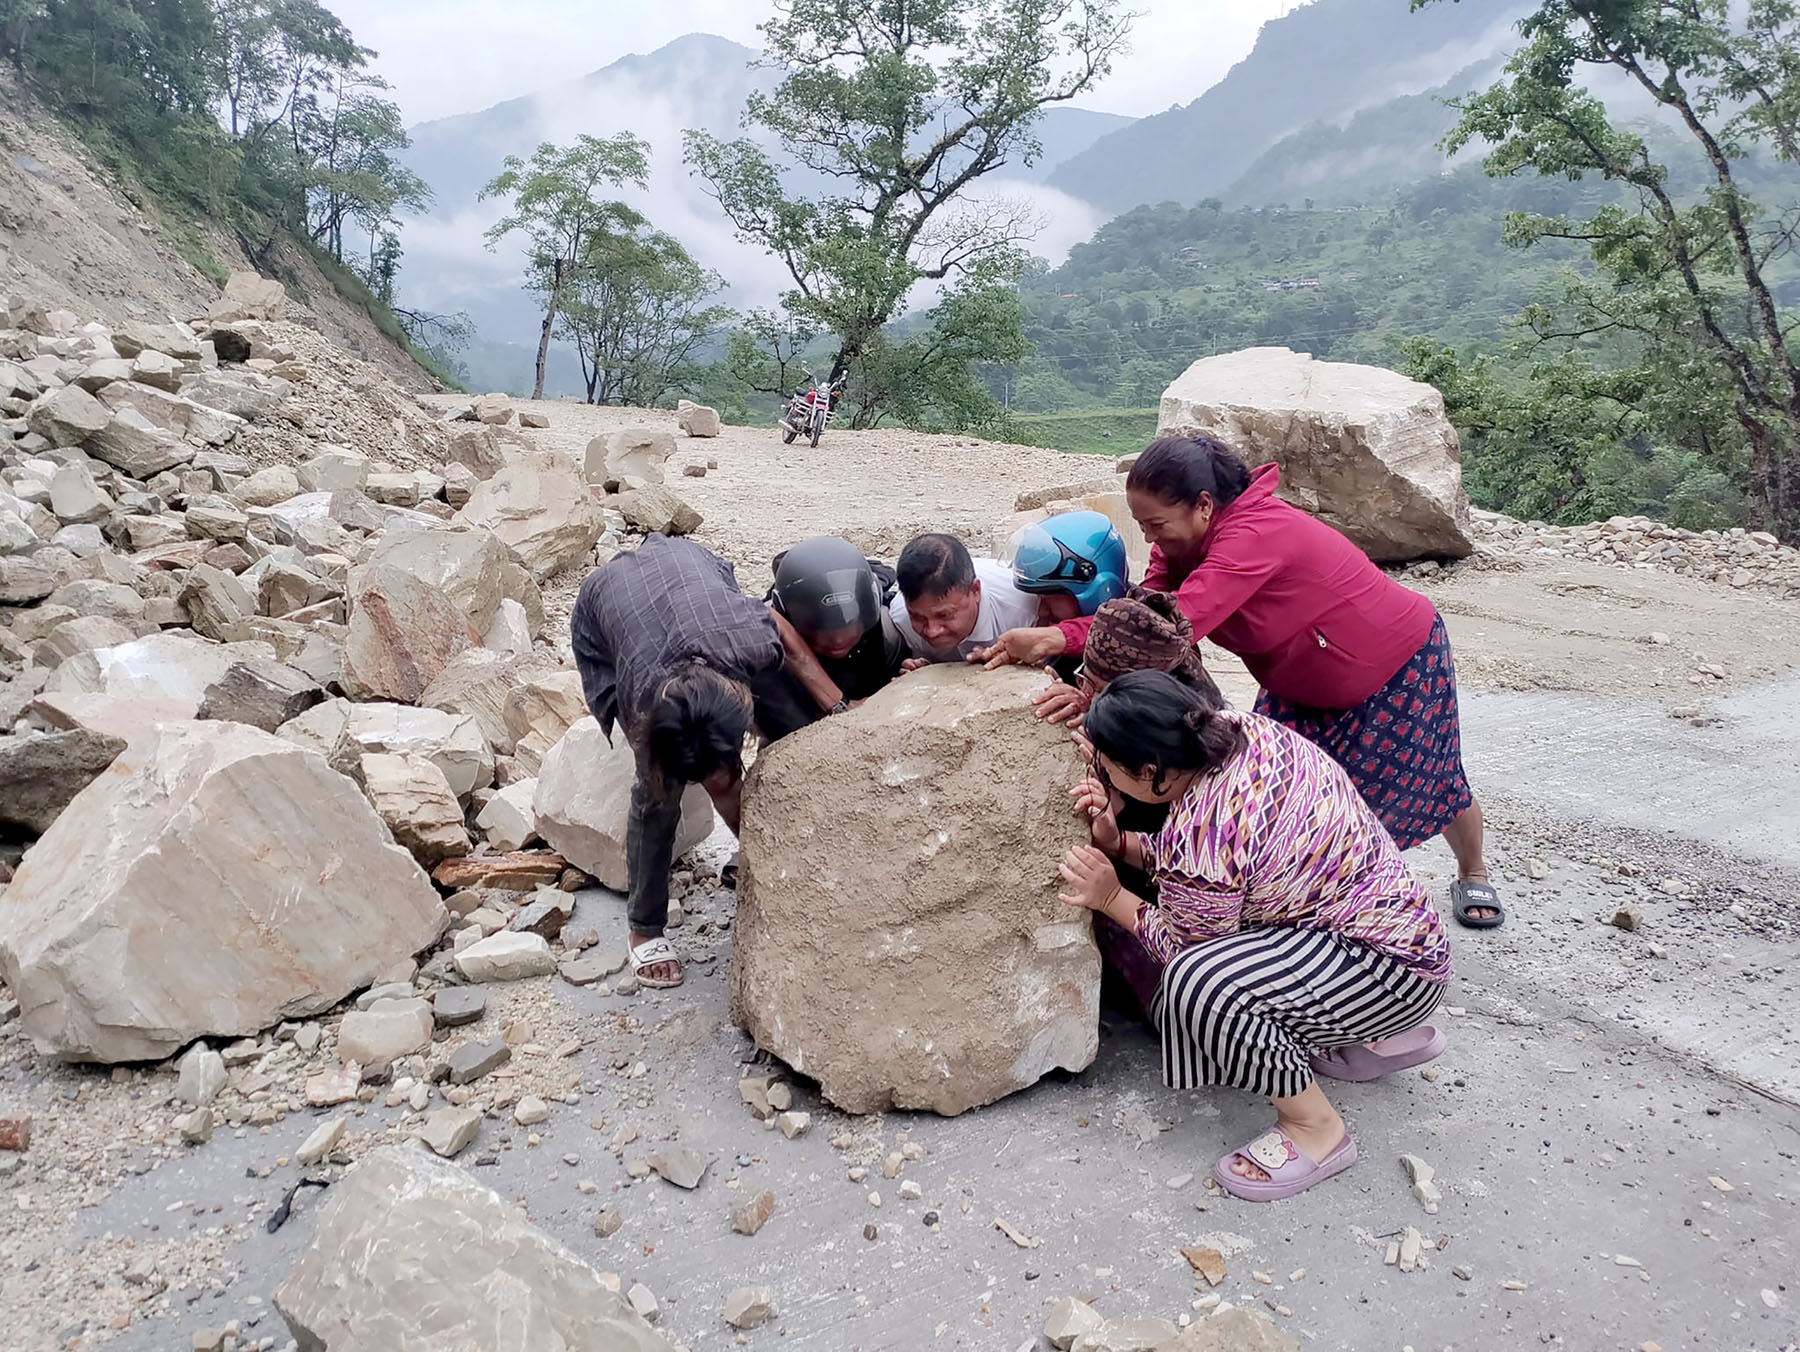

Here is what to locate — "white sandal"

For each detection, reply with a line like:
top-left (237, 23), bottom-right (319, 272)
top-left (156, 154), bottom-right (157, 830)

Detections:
top-left (628, 935), bottom-right (684, 989)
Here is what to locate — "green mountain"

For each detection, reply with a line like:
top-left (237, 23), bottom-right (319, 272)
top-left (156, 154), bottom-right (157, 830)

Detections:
top-left (1047, 0), bottom-right (1531, 215)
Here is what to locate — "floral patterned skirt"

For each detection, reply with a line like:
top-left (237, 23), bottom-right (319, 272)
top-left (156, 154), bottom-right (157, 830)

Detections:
top-left (1255, 612), bottom-right (1473, 851)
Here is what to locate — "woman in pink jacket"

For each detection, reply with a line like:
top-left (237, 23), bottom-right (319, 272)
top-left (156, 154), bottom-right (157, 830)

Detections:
top-left (985, 435), bottom-right (1500, 928)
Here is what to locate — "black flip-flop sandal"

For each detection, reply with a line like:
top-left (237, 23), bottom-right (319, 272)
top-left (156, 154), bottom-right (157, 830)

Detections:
top-left (1451, 879), bottom-right (1505, 930)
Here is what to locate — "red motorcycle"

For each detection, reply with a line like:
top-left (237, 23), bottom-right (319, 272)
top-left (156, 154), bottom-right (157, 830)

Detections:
top-left (779, 371), bottom-right (846, 447)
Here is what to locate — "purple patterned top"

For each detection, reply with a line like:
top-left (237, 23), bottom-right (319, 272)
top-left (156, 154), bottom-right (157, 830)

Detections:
top-left (1134, 712), bottom-right (1453, 983)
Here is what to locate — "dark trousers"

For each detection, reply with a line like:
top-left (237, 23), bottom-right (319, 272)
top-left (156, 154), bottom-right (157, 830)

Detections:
top-left (625, 742), bottom-right (687, 937)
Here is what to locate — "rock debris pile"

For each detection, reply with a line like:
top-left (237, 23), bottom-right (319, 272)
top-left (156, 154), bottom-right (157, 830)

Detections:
top-left (1467, 509), bottom-right (1800, 597)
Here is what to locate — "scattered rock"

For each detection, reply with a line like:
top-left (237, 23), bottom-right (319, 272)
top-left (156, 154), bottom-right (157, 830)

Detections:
top-left (647, 1148), bottom-right (711, 1189)
top-left (590, 427), bottom-right (674, 486)
top-left (273, 1145), bottom-right (667, 1346)
top-left (453, 931), bottom-right (556, 983)
top-left (723, 1285), bottom-right (776, 1330)
top-left (776, 1111), bottom-right (812, 1139)
top-left (475, 777), bottom-right (539, 851)
top-left (732, 1187), bottom-right (777, 1236)
top-left (1182, 1247), bottom-right (1228, 1288)
top-left (0, 721), bottom-right (446, 1062)
top-left (514, 1095), bottom-right (550, 1126)
top-left (196, 658), bottom-right (324, 733)
top-left (295, 1115), bottom-right (348, 1165)
top-left (731, 666), bottom-right (1097, 1114)
top-left (1164, 1306), bottom-right (1301, 1351)
top-left (1611, 902), bottom-right (1645, 932)
top-left (1045, 1297), bottom-right (1105, 1351)
top-left (456, 450), bottom-right (604, 581)
top-left (626, 1282), bottom-right (659, 1324)
top-left (508, 889), bottom-right (572, 939)
top-left (431, 850), bottom-right (566, 891)
top-left (338, 998), bottom-right (434, 1066)
top-left (1400, 1153), bottom-right (1442, 1214)
top-left (1070, 1315), bottom-right (1178, 1352)
top-left (446, 1038), bottom-right (510, 1084)
top-left (341, 564), bottom-right (476, 704)
top-left (615, 482), bottom-right (703, 536)
top-left (676, 401), bottom-right (722, 438)
top-left (592, 1206), bottom-right (623, 1237)
top-left (432, 985), bottom-right (487, 1027)
top-left (0, 727), bottom-right (126, 835)
top-left (176, 1044), bottom-right (228, 1107)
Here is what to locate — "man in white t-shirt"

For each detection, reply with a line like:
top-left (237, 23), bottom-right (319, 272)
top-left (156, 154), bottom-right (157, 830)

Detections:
top-left (890, 533), bottom-right (1045, 663)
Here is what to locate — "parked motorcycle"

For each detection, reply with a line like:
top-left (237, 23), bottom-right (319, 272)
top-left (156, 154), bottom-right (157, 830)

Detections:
top-left (779, 371), bottom-right (846, 447)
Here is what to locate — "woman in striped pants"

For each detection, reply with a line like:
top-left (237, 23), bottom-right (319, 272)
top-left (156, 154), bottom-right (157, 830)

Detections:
top-left (1057, 671), bottom-right (1454, 1202)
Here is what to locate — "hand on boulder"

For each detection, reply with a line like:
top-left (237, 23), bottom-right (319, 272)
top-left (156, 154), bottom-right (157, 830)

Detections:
top-left (1033, 679), bottom-right (1089, 726)
top-left (1069, 777), bottom-right (1120, 854)
top-left (900, 658), bottom-right (931, 674)
top-left (1058, 844), bottom-right (1122, 917)
top-left (970, 626), bottom-right (1067, 670)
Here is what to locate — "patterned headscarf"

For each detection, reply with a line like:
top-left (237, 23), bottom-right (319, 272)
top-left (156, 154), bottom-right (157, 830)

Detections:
top-left (1083, 588), bottom-right (1223, 706)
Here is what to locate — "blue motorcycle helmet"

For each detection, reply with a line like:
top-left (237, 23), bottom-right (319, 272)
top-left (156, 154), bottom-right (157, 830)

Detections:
top-left (1004, 510), bottom-right (1129, 615)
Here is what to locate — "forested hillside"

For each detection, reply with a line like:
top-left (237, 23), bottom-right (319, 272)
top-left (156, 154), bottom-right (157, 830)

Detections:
top-left (0, 0), bottom-right (449, 385)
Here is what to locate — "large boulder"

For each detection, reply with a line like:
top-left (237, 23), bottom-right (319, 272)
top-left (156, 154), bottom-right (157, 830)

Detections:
top-left (731, 666), bottom-right (1098, 1115)
top-left (420, 649), bottom-right (551, 756)
top-left (445, 423), bottom-right (505, 481)
top-left (341, 564), bottom-right (476, 704)
top-left (26, 384), bottom-right (110, 448)
top-left (359, 527), bottom-right (510, 636)
top-left (1157, 346), bottom-right (1473, 561)
top-left (455, 451), bottom-right (604, 581)
top-left (615, 483), bottom-right (702, 536)
top-left (0, 721), bottom-right (446, 1062)
top-left (209, 270), bottom-right (287, 323)
top-left (533, 717), bottom-right (713, 892)
top-left (272, 1145), bottom-right (669, 1352)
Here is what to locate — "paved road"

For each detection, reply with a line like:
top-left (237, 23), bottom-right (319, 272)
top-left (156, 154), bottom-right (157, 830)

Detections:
top-left (85, 678), bottom-right (1800, 1352)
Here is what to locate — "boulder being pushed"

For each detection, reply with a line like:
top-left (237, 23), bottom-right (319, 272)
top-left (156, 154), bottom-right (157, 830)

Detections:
top-left (0, 721), bottom-right (447, 1062)
top-left (731, 666), bottom-right (1099, 1116)
top-left (1157, 346), bottom-right (1474, 561)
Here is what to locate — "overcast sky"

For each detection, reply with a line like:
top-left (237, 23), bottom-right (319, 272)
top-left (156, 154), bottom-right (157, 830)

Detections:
top-left (323, 1), bottom-right (1306, 125)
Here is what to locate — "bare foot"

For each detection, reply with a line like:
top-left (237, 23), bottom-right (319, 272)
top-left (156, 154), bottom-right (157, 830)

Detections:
top-left (628, 932), bottom-right (682, 986)
top-left (1228, 1114), bottom-right (1347, 1184)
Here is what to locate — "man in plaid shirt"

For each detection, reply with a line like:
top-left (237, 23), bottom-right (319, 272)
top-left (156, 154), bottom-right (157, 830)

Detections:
top-left (571, 533), bottom-right (786, 989)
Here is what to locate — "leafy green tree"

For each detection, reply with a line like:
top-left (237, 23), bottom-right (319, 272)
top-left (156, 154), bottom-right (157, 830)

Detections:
top-left (685, 0), bottom-right (1130, 424)
top-left (480, 134), bottom-right (650, 401)
top-left (1422, 0), bottom-right (1800, 540)
top-left (557, 226), bottom-right (731, 407)
top-left (299, 73), bottom-right (429, 262)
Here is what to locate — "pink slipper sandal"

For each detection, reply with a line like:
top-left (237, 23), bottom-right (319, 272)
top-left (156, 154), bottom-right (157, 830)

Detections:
top-left (1310, 1024), bottom-right (1446, 1083)
top-left (1212, 1127), bottom-right (1358, 1202)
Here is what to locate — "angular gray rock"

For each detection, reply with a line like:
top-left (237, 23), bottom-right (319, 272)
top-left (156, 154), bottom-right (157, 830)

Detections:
top-left (0, 728), bottom-right (127, 834)
top-left (1163, 1306), bottom-right (1301, 1352)
top-left (1157, 346), bottom-right (1474, 561)
top-left (209, 270), bottom-right (286, 323)
top-left (589, 427), bottom-right (674, 487)
top-left (445, 423), bottom-right (506, 480)
top-left (295, 445), bottom-right (369, 494)
top-left (676, 401), bottom-right (722, 438)
top-left (0, 555), bottom-right (56, 603)
top-left (196, 658), bottom-right (324, 732)
top-left (360, 752), bottom-right (470, 866)
top-left (533, 718), bottom-right (713, 892)
top-left (337, 997), bottom-right (434, 1066)
top-left (0, 721), bottom-right (447, 1062)
top-left (27, 384), bottom-right (110, 448)
top-left (455, 451), bottom-right (603, 581)
top-left (45, 630), bottom-right (261, 716)
top-left (615, 483), bottom-right (702, 536)
top-left (359, 526), bottom-right (510, 636)
top-left (453, 931), bottom-right (555, 983)
top-left (88, 407), bottom-right (193, 477)
top-left (272, 1145), bottom-right (668, 1350)
top-left (731, 666), bottom-right (1098, 1115)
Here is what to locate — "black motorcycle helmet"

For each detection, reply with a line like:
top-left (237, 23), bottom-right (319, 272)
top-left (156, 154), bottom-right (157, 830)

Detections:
top-left (772, 536), bottom-right (881, 639)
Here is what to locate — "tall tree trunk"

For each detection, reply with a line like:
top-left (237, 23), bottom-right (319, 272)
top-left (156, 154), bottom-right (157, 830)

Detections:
top-left (533, 258), bottom-right (564, 402)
